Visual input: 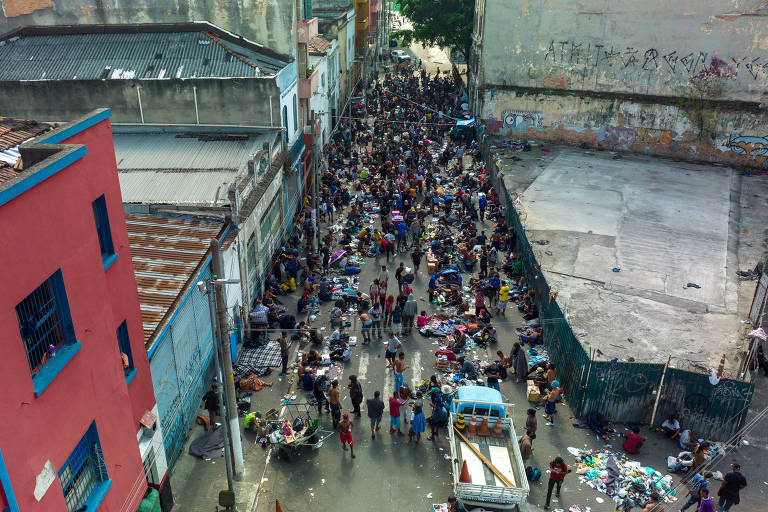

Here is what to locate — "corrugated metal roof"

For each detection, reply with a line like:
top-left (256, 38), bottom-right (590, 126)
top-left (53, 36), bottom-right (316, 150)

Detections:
top-left (0, 30), bottom-right (287, 80)
top-left (114, 133), bottom-right (267, 170)
top-left (126, 214), bottom-right (223, 344)
top-left (114, 132), bottom-right (270, 206)
top-left (118, 170), bottom-right (236, 206)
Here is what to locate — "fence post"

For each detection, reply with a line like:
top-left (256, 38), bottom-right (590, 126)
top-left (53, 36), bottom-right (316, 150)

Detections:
top-left (583, 348), bottom-right (594, 390)
top-left (650, 355), bottom-right (672, 426)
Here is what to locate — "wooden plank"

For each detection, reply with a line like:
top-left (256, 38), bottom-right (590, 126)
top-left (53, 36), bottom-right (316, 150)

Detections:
top-left (454, 426), bottom-right (515, 487)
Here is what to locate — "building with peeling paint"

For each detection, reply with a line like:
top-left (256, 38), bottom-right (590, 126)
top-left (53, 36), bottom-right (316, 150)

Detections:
top-left (470, 0), bottom-right (768, 168)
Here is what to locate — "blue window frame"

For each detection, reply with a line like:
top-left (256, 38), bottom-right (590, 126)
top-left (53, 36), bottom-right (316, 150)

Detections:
top-left (282, 105), bottom-right (289, 142)
top-left (92, 194), bottom-right (117, 270)
top-left (116, 321), bottom-right (136, 385)
top-left (292, 94), bottom-right (298, 132)
top-left (16, 269), bottom-right (81, 395)
top-left (59, 422), bottom-right (111, 512)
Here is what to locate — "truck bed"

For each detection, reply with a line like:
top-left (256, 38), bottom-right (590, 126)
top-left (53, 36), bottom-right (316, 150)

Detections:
top-left (459, 437), bottom-right (517, 487)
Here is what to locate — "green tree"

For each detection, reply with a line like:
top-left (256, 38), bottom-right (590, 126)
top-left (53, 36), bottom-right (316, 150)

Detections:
top-left (392, 0), bottom-right (474, 67)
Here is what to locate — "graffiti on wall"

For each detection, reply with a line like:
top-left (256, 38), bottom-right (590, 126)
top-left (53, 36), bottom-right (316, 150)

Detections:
top-left (543, 40), bottom-right (767, 82)
top-left (726, 135), bottom-right (768, 166)
top-left (501, 109), bottom-right (543, 130)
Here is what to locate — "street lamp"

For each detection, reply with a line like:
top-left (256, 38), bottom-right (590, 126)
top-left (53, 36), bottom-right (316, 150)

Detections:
top-left (200, 272), bottom-right (244, 507)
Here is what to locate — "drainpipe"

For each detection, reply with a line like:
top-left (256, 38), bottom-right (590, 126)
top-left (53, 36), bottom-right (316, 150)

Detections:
top-left (136, 85), bottom-right (145, 124)
top-left (193, 86), bottom-right (200, 125)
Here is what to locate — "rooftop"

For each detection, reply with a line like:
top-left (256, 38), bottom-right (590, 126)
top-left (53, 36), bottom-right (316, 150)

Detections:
top-left (114, 130), bottom-right (272, 206)
top-left (0, 23), bottom-right (290, 80)
top-left (308, 36), bottom-right (332, 55)
top-left (126, 214), bottom-right (233, 345)
top-left (0, 117), bottom-right (52, 183)
top-left (491, 142), bottom-right (758, 374)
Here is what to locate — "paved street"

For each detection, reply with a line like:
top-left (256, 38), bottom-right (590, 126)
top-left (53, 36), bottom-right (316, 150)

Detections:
top-left (171, 153), bottom-right (766, 512)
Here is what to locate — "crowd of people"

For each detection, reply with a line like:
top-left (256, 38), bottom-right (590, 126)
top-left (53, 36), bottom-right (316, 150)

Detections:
top-left (234, 61), bottom-right (749, 512)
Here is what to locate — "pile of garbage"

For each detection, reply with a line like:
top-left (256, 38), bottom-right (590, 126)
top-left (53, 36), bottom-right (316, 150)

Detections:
top-left (568, 447), bottom-right (677, 509)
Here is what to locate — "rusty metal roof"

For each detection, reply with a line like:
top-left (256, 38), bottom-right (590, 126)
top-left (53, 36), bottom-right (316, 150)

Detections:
top-left (126, 213), bottom-right (225, 346)
top-left (308, 36), bottom-right (331, 55)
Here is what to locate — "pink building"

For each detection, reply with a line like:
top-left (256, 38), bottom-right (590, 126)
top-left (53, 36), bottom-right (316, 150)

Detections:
top-left (0, 109), bottom-right (163, 511)
top-left (369, 0), bottom-right (381, 35)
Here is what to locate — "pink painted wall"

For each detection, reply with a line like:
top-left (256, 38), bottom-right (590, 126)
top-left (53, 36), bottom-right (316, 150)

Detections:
top-left (0, 111), bottom-right (155, 511)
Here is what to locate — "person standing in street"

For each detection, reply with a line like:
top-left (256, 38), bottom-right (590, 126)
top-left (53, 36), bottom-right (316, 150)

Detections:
top-left (717, 463), bottom-right (746, 511)
top-left (680, 472), bottom-right (712, 511)
top-left (394, 352), bottom-right (409, 392)
top-left (519, 434), bottom-right (534, 463)
top-left (386, 332), bottom-right (402, 368)
top-left (544, 380), bottom-right (561, 424)
top-left (543, 456), bottom-right (568, 510)
top-left (348, 375), bottom-right (363, 418)
top-left (329, 379), bottom-right (342, 428)
top-left (313, 376), bottom-right (329, 416)
top-left (389, 390), bottom-right (405, 435)
top-left (366, 391), bottom-right (385, 439)
top-left (202, 383), bottom-right (220, 431)
top-left (379, 265), bottom-right (389, 307)
top-left (278, 331), bottom-right (291, 376)
top-left (336, 413), bottom-right (355, 458)
top-left (402, 294), bottom-right (417, 335)
top-left (525, 408), bottom-right (538, 439)
top-left (697, 488), bottom-right (715, 512)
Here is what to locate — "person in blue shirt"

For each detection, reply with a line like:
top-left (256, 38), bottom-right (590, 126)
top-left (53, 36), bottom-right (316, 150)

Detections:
top-left (478, 194), bottom-right (488, 221)
top-left (428, 273), bottom-right (438, 303)
top-left (397, 221), bottom-right (409, 251)
top-left (488, 273), bottom-right (501, 307)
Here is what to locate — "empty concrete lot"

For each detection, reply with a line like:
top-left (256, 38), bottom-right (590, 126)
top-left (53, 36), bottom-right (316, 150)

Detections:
top-left (498, 147), bottom-right (757, 374)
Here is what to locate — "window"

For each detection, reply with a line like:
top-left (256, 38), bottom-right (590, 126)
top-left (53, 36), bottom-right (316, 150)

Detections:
top-left (59, 422), bottom-right (111, 512)
top-left (16, 269), bottom-right (81, 395)
top-left (116, 321), bottom-right (136, 385)
top-left (321, 72), bottom-right (325, 87)
top-left (292, 94), bottom-right (298, 132)
top-left (282, 105), bottom-right (288, 142)
top-left (246, 233), bottom-right (258, 285)
top-left (92, 195), bottom-right (117, 270)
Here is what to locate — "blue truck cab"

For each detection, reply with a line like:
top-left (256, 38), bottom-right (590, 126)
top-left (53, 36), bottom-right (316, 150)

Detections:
top-left (451, 386), bottom-right (506, 418)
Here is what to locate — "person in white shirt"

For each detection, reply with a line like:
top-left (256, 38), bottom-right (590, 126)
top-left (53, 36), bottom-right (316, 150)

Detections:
top-left (660, 415), bottom-right (681, 440)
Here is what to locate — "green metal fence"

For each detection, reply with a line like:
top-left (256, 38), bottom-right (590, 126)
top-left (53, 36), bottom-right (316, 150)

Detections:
top-left (485, 143), bottom-right (754, 439)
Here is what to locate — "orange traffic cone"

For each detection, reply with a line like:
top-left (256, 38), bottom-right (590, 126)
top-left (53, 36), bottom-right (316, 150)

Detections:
top-left (491, 418), bottom-right (503, 438)
top-left (276, 499), bottom-right (283, 512)
top-left (467, 414), bottom-right (477, 436)
top-left (478, 417), bottom-right (490, 436)
top-left (459, 460), bottom-right (472, 483)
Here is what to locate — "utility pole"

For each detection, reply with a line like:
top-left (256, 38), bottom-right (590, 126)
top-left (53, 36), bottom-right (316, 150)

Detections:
top-left (210, 240), bottom-right (245, 480)
top-left (205, 279), bottom-right (234, 493)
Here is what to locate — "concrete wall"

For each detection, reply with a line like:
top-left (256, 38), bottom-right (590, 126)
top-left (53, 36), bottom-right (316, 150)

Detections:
top-left (474, 0), bottom-right (768, 167)
top-left (0, 0), bottom-right (298, 57)
top-left (479, 88), bottom-right (766, 167)
top-left (0, 78), bottom-right (283, 126)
